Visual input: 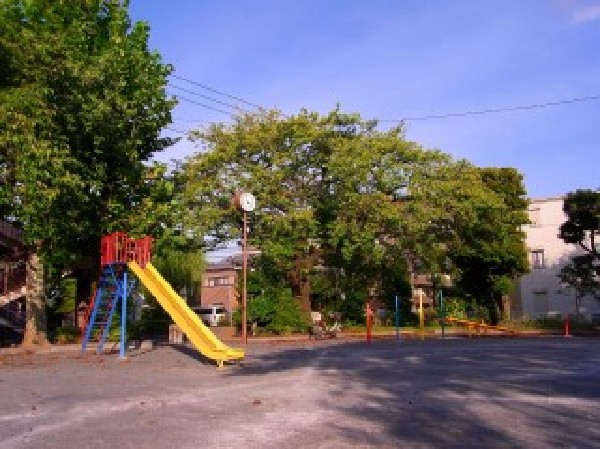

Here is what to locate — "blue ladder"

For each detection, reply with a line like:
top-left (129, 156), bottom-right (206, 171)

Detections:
top-left (81, 265), bottom-right (120, 354)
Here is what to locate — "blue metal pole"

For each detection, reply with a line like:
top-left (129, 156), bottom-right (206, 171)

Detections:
top-left (395, 295), bottom-right (400, 341)
top-left (119, 269), bottom-right (128, 359)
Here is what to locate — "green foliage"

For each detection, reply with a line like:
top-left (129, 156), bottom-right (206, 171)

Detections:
top-left (493, 276), bottom-right (515, 296)
top-left (0, 0), bottom-right (175, 338)
top-left (183, 108), bottom-right (524, 319)
top-left (560, 254), bottom-right (600, 298)
top-left (443, 297), bottom-right (471, 320)
top-left (0, 0), bottom-right (175, 258)
top-left (54, 278), bottom-right (77, 313)
top-left (337, 290), bottom-right (367, 325)
top-left (133, 306), bottom-right (171, 338)
top-left (559, 189), bottom-right (600, 252)
top-left (269, 288), bottom-right (309, 333)
top-left (513, 316), bottom-right (597, 331)
top-left (151, 248), bottom-right (205, 301)
top-left (247, 294), bottom-right (275, 327)
top-left (241, 287), bottom-right (308, 334)
top-left (107, 325), bottom-right (122, 343)
top-left (54, 325), bottom-right (81, 344)
top-left (558, 189), bottom-right (600, 298)
top-left (451, 167), bottom-right (529, 323)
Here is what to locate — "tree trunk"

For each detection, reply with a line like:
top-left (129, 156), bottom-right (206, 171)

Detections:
top-left (22, 244), bottom-right (48, 346)
top-left (299, 278), bottom-right (312, 314)
top-left (289, 250), bottom-right (320, 315)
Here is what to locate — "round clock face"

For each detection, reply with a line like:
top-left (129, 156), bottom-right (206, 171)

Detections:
top-left (239, 192), bottom-right (256, 212)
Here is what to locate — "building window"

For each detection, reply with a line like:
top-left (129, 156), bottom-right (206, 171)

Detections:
top-left (207, 276), bottom-right (230, 287)
top-left (531, 249), bottom-right (545, 269)
top-left (532, 291), bottom-right (549, 316)
top-left (528, 207), bottom-right (541, 226)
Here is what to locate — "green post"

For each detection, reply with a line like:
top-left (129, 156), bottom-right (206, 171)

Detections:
top-left (439, 290), bottom-right (445, 339)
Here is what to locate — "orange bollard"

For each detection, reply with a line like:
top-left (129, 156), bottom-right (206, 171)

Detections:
top-left (564, 316), bottom-right (571, 337)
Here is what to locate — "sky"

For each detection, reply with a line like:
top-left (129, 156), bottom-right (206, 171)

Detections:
top-left (129, 0), bottom-right (600, 200)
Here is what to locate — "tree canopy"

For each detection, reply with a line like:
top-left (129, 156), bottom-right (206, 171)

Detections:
top-left (450, 167), bottom-right (529, 322)
top-left (558, 189), bottom-right (600, 299)
top-left (0, 0), bottom-right (175, 343)
top-left (181, 108), bottom-right (528, 319)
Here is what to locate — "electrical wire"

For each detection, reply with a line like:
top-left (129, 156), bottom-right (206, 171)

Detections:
top-left (169, 93), bottom-right (235, 116)
top-left (171, 74), bottom-right (263, 110)
top-left (381, 94), bottom-right (600, 122)
top-left (169, 83), bottom-right (248, 113)
top-left (165, 92), bottom-right (600, 140)
top-left (168, 74), bottom-right (600, 125)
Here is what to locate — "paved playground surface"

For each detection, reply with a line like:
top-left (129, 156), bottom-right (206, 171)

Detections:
top-left (0, 337), bottom-right (599, 448)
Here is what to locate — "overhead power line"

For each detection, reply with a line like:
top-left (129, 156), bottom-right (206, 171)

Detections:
top-left (381, 94), bottom-right (600, 122)
top-left (168, 73), bottom-right (600, 124)
top-left (171, 74), bottom-right (263, 110)
top-left (169, 93), bottom-right (235, 116)
top-left (169, 84), bottom-right (247, 113)
top-left (164, 92), bottom-right (600, 137)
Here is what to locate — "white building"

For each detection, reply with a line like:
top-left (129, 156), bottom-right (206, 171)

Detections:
top-left (511, 197), bottom-right (600, 322)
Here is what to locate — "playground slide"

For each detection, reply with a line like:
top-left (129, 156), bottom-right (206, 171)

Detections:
top-left (127, 261), bottom-right (244, 365)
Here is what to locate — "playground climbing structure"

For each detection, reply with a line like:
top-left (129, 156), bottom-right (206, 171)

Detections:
top-left (82, 232), bottom-right (244, 366)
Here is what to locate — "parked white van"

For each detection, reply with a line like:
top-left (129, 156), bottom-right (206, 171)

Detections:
top-left (192, 305), bottom-right (227, 327)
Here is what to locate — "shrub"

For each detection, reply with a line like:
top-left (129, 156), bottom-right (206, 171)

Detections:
top-left (338, 291), bottom-right (367, 326)
top-left (267, 289), bottom-right (308, 334)
top-left (135, 306), bottom-right (171, 338)
top-left (443, 297), bottom-right (490, 322)
top-left (513, 316), bottom-right (597, 331)
top-left (247, 294), bottom-right (275, 327)
top-left (237, 287), bottom-right (309, 334)
top-left (54, 326), bottom-right (81, 344)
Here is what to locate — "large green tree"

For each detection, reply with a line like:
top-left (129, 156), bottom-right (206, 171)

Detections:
top-left (182, 109), bottom-right (516, 317)
top-left (558, 189), bottom-right (600, 303)
top-left (0, 0), bottom-right (175, 344)
top-left (450, 167), bottom-right (529, 323)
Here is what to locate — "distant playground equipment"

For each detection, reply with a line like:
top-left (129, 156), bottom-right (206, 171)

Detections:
top-left (81, 232), bottom-right (244, 367)
top-left (443, 316), bottom-right (517, 336)
top-left (410, 289), bottom-right (517, 338)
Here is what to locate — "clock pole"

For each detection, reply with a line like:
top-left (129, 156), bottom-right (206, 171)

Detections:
top-left (233, 191), bottom-right (255, 347)
top-left (242, 209), bottom-right (248, 346)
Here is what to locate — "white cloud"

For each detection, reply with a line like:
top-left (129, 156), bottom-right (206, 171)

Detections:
top-left (572, 3), bottom-right (600, 23)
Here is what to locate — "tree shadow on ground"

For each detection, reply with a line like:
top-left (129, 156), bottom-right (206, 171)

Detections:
top-left (225, 338), bottom-right (600, 448)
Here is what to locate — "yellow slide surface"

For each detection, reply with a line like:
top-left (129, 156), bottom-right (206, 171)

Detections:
top-left (128, 261), bottom-right (244, 365)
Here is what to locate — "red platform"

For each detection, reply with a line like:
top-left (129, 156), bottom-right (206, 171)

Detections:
top-left (100, 232), bottom-right (152, 267)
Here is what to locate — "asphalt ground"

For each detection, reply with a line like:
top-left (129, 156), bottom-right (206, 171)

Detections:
top-left (0, 337), bottom-right (599, 448)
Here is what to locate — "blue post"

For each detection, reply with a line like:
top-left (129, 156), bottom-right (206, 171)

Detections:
top-left (395, 294), bottom-right (400, 341)
top-left (119, 269), bottom-right (128, 359)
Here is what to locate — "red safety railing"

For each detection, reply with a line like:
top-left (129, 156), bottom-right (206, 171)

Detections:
top-left (100, 232), bottom-right (153, 268)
